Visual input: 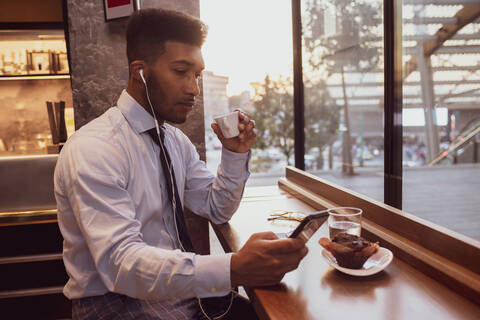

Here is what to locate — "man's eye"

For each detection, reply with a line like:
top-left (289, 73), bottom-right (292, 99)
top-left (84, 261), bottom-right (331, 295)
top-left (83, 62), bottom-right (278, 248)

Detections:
top-left (174, 69), bottom-right (187, 75)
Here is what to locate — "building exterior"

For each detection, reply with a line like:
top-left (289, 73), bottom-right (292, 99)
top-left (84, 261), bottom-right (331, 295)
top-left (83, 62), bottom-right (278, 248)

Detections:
top-left (202, 70), bottom-right (229, 124)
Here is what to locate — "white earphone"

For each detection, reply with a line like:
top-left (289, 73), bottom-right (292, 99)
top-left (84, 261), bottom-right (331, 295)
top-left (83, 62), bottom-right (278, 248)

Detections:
top-left (139, 68), bottom-right (146, 85)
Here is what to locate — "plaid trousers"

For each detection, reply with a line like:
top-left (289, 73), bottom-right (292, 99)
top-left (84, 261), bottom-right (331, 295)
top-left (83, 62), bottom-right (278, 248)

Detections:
top-left (72, 292), bottom-right (200, 320)
top-left (72, 292), bottom-right (243, 320)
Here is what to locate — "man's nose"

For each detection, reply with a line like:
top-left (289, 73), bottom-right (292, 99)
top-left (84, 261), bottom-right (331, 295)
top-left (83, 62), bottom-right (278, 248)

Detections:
top-left (185, 76), bottom-right (200, 97)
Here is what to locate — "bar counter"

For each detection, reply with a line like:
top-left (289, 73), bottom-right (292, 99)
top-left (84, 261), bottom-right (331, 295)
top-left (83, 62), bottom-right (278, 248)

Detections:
top-left (212, 169), bottom-right (480, 320)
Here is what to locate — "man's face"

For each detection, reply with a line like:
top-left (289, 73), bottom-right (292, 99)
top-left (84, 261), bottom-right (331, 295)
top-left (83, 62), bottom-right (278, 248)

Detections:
top-left (146, 41), bottom-right (205, 124)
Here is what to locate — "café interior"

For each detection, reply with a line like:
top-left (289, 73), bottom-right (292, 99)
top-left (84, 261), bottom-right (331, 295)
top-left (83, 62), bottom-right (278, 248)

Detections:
top-left (0, 0), bottom-right (479, 319)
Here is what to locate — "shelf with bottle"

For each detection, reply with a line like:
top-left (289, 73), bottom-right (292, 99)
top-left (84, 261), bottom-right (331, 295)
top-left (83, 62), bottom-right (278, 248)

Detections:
top-left (0, 49), bottom-right (69, 77)
top-left (0, 29), bottom-right (69, 78)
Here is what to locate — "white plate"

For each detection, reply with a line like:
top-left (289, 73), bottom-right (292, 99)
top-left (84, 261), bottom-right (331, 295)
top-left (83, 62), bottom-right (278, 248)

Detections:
top-left (321, 247), bottom-right (393, 276)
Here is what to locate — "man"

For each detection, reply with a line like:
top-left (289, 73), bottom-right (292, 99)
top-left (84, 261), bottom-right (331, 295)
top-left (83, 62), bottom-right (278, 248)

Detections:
top-left (54, 8), bottom-right (308, 320)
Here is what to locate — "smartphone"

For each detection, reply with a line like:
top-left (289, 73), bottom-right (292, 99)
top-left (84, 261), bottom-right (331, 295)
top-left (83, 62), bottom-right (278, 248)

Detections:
top-left (287, 210), bottom-right (329, 242)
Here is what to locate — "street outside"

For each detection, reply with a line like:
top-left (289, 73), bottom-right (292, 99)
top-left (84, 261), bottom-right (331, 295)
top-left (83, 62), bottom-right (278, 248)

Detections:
top-left (205, 143), bottom-right (480, 242)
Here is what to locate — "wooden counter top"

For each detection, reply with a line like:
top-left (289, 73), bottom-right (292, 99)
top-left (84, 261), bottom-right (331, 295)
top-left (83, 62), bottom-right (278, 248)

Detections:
top-left (212, 185), bottom-right (480, 320)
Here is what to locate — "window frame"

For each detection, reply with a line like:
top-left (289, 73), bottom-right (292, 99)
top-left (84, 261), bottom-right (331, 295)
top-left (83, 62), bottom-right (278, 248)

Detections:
top-left (291, 0), bottom-right (403, 208)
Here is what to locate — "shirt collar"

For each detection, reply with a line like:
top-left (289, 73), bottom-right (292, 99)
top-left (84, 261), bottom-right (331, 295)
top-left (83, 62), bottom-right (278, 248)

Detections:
top-left (116, 89), bottom-right (155, 134)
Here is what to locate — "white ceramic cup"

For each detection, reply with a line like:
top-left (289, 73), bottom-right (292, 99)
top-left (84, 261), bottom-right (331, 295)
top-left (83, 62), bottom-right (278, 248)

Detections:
top-left (214, 111), bottom-right (240, 138)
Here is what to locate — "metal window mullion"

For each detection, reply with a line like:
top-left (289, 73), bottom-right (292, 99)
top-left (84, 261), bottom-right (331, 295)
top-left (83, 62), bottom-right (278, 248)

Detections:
top-left (384, 0), bottom-right (403, 209)
top-left (292, 0), bottom-right (305, 170)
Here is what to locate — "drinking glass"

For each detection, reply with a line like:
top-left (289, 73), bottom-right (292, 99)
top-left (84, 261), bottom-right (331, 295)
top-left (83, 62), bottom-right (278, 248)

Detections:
top-left (327, 207), bottom-right (362, 238)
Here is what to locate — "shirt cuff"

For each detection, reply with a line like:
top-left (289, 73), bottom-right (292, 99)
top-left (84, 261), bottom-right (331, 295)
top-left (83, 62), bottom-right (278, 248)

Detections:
top-left (194, 253), bottom-right (233, 298)
top-left (220, 148), bottom-right (251, 176)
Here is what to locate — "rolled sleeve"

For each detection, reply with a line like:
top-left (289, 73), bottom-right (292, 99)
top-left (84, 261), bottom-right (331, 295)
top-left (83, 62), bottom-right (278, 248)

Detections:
top-left (194, 253), bottom-right (233, 298)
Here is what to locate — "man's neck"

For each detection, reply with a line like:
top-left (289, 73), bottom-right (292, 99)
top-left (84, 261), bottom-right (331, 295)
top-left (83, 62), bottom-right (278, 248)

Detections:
top-left (126, 80), bottom-right (148, 111)
top-left (126, 80), bottom-right (164, 125)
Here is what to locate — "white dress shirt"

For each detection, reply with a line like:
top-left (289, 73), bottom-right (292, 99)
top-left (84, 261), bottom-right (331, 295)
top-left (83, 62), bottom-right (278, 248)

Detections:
top-left (54, 90), bottom-right (250, 301)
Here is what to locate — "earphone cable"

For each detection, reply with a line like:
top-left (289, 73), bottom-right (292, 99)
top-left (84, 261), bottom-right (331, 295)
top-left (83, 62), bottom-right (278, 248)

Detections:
top-left (143, 76), bottom-right (186, 252)
top-left (142, 74), bottom-right (233, 319)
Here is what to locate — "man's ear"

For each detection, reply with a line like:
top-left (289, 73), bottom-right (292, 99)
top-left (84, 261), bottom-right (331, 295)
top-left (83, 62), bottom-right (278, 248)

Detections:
top-left (129, 60), bottom-right (146, 83)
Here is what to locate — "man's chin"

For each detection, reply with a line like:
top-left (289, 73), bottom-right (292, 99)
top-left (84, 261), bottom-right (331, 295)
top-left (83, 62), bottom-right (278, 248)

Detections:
top-left (169, 119), bottom-right (186, 124)
top-left (164, 108), bottom-right (192, 124)
top-left (168, 115), bottom-right (188, 124)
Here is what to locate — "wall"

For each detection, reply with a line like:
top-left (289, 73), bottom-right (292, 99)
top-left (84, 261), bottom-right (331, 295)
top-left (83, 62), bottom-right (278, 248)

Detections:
top-left (65, 0), bottom-right (206, 159)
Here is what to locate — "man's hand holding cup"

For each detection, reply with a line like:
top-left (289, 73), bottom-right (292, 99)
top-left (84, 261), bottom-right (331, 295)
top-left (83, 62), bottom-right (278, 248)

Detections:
top-left (212, 109), bottom-right (257, 153)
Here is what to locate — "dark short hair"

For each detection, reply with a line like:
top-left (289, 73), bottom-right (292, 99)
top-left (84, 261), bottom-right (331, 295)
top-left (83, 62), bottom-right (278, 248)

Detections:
top-left (126, 8), bottom-right (207, 64)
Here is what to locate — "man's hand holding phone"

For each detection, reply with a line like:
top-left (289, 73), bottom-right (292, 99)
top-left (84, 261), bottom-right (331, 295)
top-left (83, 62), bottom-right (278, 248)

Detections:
top-left (230, 232), bottom-right (308, 287)
top-left (288, 211), bottom-right (329, 241)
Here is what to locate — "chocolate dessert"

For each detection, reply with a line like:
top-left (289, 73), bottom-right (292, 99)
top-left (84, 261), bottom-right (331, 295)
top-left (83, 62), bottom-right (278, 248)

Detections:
top-left (319, 233), bottom-right (379, 269)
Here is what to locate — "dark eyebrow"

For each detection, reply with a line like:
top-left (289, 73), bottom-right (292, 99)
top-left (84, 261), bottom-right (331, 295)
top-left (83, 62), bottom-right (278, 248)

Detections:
top-left (170, 60), bottom-right (194, 66)
top-left (170, 60), bottom-right (205, 71)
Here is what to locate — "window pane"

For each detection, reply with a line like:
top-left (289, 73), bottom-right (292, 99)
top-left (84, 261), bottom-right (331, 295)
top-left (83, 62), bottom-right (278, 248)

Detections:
top-left (402, 1), bottom-right (480, 240)
top-left (301, 0), bottom-right (384, 202)
top-left (200, 0), bottom-right (294, 185)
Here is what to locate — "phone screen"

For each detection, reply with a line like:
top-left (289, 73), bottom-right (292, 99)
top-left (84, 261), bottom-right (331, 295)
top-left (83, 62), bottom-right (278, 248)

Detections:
top-left (288, 211), bottom-right (328, 242)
